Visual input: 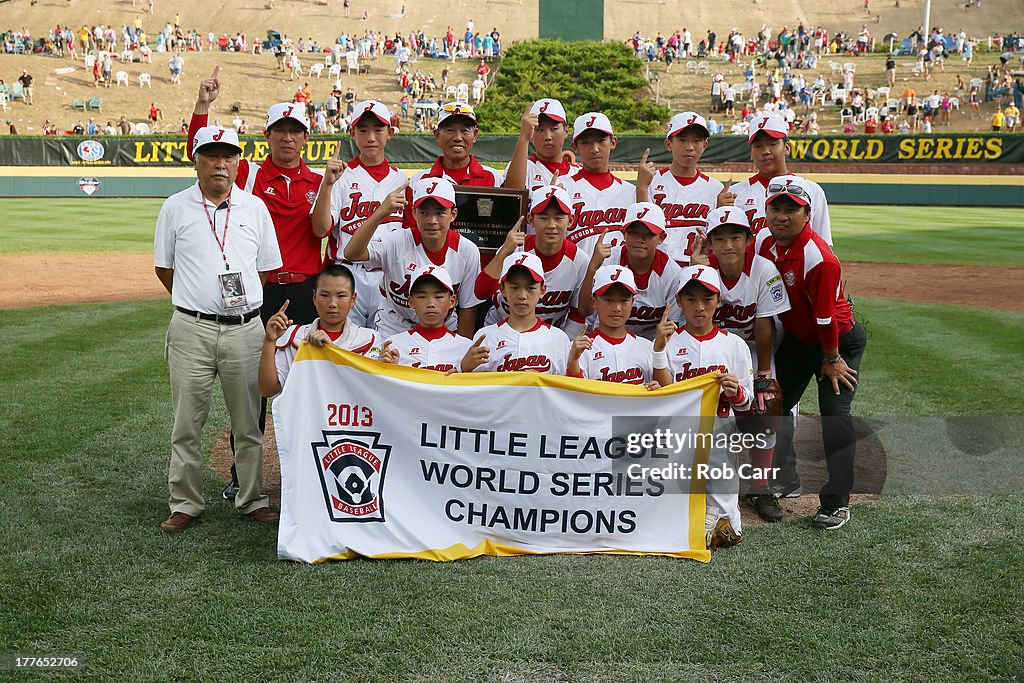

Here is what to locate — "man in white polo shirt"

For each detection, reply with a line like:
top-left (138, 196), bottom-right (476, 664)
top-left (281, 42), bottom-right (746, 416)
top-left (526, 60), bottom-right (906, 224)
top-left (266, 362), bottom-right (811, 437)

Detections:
top-left (154, 126), bottom-right (283, 532)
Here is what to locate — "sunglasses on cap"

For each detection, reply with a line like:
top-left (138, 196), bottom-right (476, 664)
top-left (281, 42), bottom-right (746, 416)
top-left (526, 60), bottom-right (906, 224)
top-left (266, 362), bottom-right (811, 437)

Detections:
top-left (768, 183), bottom-right (811, 199)
top-left (440, 103), bottom-right (475, 115)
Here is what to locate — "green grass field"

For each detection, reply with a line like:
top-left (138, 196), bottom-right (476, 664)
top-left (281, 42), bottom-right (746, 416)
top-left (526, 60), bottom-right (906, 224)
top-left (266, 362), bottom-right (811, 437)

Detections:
top-left (1, 201), bottom-right (1022, 680)
top-left (4, 200), bottom-right (1024, 266)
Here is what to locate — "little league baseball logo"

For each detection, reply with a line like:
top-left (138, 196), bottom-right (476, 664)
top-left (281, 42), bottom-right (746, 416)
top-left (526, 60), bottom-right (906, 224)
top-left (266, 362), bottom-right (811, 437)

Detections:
top-left (311, 430), bottom-right (392, 523)
top-left (76, 140), bottom-right (104, 162)
top-left (77, 177), bottom-right (101, 196)
top-left (306, 190), bottom-right (317, 205)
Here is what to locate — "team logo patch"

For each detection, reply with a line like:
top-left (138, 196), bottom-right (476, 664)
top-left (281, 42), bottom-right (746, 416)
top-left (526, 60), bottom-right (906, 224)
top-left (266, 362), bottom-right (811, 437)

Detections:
top-left (306, 190), bottom-right (317, 205)
top-left (76, 140), bottom-right (105, 162)
top-left (770, 283), bottom-right (785, 303)
top-left (496, 340), bottom-right (507, 349)
top-left (311, 430), bottom-right (391, 523)
top-left (264, 186), bottom-right (276, 195)
top-left (783, 271), bottom-right (796, 286)
top-left (77, 177), bottom-right (101, 196)
top-left (593, 351), bottom-right (604, 360)
top-left (410, 347), bottom-right (420, 354)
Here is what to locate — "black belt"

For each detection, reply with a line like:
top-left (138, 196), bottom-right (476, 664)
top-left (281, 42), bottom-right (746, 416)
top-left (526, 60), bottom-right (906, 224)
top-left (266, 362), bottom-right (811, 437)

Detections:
top-left (176, 307), bottom-right (261, 325)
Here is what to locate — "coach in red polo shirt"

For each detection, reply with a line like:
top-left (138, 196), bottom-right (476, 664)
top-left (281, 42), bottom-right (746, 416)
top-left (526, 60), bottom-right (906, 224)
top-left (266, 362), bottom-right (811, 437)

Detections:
top-left (188, 66), bottom-right (324, 500)
top-left (758, 176), bottom-right (866, 531)
top-left (403, 102), bottom-right (505, 228)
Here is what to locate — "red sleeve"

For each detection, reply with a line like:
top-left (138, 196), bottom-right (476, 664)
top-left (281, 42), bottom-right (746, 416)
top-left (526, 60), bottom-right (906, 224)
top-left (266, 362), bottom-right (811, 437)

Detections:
top-left (474, 270), bottom-right (499, 301)
top-left (185, 112), bottom-right (208, 162)
top-left (567, 369), bottom-right (585, 379)
top-left (805, 260), bottom-right (841, 350)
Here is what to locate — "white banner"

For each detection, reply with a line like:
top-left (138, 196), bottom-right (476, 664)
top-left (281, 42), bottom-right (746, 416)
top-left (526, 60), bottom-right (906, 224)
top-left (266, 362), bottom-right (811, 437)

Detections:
top-left (274, 346), bottom-right (721, 564)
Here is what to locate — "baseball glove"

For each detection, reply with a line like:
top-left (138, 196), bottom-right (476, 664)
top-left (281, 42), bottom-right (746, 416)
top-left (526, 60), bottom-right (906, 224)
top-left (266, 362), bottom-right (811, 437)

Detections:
top-left (752, 377), bottom-right (782, 418)
top-left (736, 377), bottom-right (782, 436)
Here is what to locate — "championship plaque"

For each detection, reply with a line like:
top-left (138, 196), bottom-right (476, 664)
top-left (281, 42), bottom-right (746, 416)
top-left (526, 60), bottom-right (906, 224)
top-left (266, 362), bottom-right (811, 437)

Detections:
top-left (453, 186), bottom-right (529, 254)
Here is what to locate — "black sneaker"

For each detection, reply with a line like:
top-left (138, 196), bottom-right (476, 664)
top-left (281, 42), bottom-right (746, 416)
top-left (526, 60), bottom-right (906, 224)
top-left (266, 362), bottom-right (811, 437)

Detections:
top-left (222, 480), bottom-right (240, 501)
top-left (811, 506), bottom-right (851, 530)
top-left (747, 493), bottom-right (784, 523)
top-left (774, 478), bottom-right (803, 498)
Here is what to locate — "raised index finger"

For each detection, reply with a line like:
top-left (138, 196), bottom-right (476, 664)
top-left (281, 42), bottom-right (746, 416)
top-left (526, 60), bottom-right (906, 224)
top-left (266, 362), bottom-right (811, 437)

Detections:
top-left (471, 336), bottom-right (485, 348)
top-left (278, 299), bottom-right (290, 314)
top-left (723, 177), bottom-right (733, 191)
top-left (640, 147), bottom-right (650, 165)
top-left (331, 143), bottom-right (342, 161)
top-left (210, 65), bottom-right (221, 80)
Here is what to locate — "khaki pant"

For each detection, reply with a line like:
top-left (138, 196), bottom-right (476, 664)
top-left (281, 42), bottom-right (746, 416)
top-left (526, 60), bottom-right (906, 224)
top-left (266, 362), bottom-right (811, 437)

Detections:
top-left (165, 310), bottom-right (267, 516)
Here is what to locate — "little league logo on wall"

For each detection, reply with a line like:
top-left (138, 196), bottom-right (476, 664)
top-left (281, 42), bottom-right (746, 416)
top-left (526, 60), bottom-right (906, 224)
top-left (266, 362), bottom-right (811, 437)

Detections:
top-left (311, 430), bottom-right (391, 523)
top-left (76, 140), bottom-right (105, 162)
top-left (77, 177), bottom-right (101, 195)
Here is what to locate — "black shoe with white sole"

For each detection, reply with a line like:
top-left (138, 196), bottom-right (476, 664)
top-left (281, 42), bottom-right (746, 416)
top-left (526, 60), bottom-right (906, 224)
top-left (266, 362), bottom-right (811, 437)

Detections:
top-left (222, 480), bottom-right (239, 501)
top-left (811, 506), bottom-right (851, 530)
top-left (747, 493), bottom-right (785, 523)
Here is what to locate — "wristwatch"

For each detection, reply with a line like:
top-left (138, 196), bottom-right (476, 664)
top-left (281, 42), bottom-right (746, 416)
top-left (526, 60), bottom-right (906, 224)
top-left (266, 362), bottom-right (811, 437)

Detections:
top-left (823, 354), bottom-right (843, 365)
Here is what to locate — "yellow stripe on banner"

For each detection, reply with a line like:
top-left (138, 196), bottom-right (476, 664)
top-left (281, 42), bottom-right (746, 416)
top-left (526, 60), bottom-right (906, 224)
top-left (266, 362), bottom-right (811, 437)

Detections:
top-left (313, 539), bottom-right (711, 563)
top-left (294, 342), bottom-right (720, 398)
top-left (687, 383), bottom-right (721, 554)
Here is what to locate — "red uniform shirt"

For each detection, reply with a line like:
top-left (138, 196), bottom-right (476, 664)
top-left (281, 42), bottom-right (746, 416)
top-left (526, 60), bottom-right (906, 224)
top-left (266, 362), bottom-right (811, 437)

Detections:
top-left (188, 113), bottom-right (324, 277)
top-left (757, 224), bottom-right (853, 349)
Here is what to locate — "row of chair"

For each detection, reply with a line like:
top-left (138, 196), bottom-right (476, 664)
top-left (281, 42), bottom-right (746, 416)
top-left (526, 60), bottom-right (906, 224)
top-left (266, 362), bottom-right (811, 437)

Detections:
top-left (110, 71), bottom-right (153, 87)
top-left (72, 96), bottom-right (103, 112)
top-left (304, 53), bottom-right (362, 78)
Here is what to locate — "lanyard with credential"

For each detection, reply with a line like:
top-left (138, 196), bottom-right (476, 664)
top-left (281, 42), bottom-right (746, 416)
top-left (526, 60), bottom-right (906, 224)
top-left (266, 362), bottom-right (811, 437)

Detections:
top-left (202, 197), bottom-right (232, 271)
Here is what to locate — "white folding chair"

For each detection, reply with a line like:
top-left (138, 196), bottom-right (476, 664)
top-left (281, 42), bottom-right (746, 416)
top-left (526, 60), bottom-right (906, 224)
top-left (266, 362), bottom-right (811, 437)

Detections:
top-left (843, 62), bottom-right (856, 73)
top-left (328, 63), bottom-right (342, 78)
top-left (697, 60), bottom-right (710, 74)
top-left (456, 83), bottom-right (469, 103)
top-left (310, 63), bottom-right (324, 78)
top-left (445, 84), bottom-right (457, 98)
top-left (950, 97), bottom-right (960, 110)
top-left (829, 61), bottom-right (842, 75)
top-left (134, 122), bottom-right (150, 134)
top-left (85, 53), bottom-right (96, 69)
top-left (686, 61), bottom-right (698, 73)
top-left (115, 70), bottom-right (129, 86)
top-left (121, 49), bottom-right (133, 62)
top-left (139, 72), bottom-right (152, 87)
top-left (876, 86), bottom-right (890, 101)
top-left (839, 108), bottom-right (854, 125)
top-left (346, 51), bottom-right (359, 74)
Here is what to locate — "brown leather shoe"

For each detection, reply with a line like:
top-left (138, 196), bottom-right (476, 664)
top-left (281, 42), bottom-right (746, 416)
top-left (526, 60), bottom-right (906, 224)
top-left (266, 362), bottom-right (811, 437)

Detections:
top-left (160, 511), bottom-right (195, 532)
top-left (246, 507), bottom-right (280, 524)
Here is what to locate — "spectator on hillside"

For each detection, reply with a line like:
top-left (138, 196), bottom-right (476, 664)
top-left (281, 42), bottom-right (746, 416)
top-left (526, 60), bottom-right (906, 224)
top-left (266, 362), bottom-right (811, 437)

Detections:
top-left (476, 59), bottom-right (490, 81)
top-left (471, 75), bottom-right (485, 103)
top-left (7, 118), bottom-right (17, 135)
top-left (18, 70), bottom-right (33, 105)
top-left (1004, 102), bottom-right (1020, 131)
top-left (168, 52), bottom-right (184, 84)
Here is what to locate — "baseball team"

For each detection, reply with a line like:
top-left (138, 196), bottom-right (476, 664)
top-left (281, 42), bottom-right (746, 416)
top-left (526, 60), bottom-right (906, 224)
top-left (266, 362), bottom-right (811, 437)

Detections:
top-left (155, 65), bottom-right (866, 549)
